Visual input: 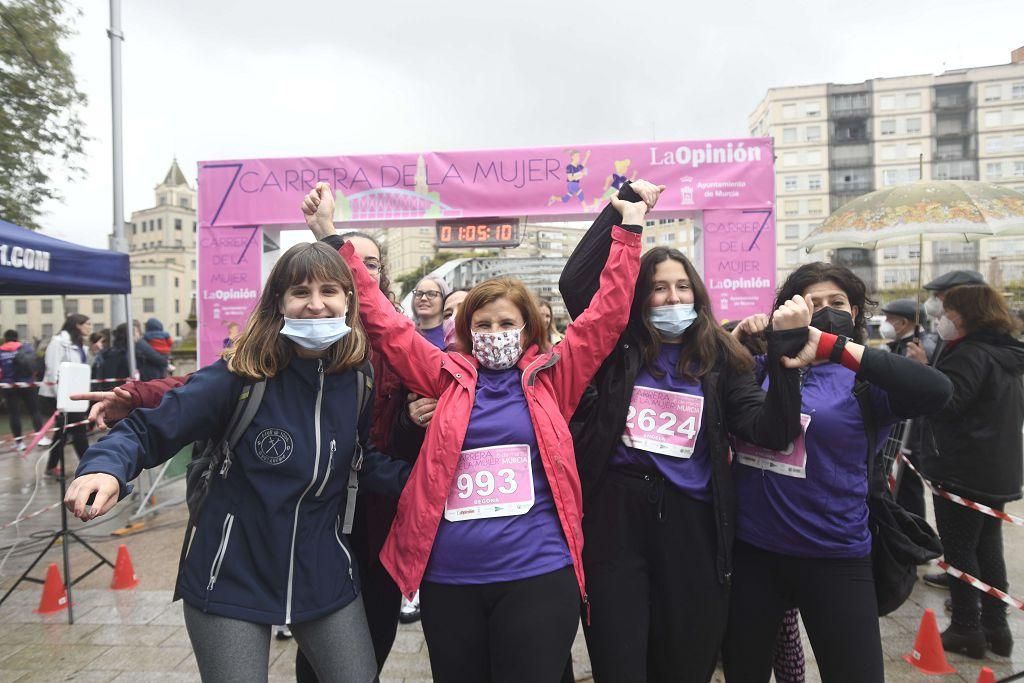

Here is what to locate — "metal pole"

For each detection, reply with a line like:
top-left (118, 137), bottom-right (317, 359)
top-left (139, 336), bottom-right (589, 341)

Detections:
top-left (105, 1), bottom-right (131, 337)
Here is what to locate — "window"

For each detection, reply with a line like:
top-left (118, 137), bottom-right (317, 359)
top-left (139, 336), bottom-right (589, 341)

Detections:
top-left (175, 300), bottom-right (181, 313)
top-left (905, 92), bottom-right (921, 109)
top-left (883, 169), bottom-right (900, 186)
top-left (908, 245), bottom-right (921, 259)
top-left (807, 198), bottom-right (823, 216)
top-left (785, 224), bottom-right (800, 240)
top-left (804, 102), bottom-right (821, 117)
top-left (157, 219), bottom-right (162, 230)
top-left (907, 166), bottom-right (921, 182)
top-left (906, 143), bottom-right (922, 160)
top-left (1014, 83), bottom-right (1024, 100)
top-left (806, 125), bottom-right (821, 142)
top-left (193, 222), bottom-right (197, 232)
top-left (15, 299), bottom-right (26, 314)
top-left (143, 298), bottom-right (155, 313)
top-left (808, 174), bottom-right (822, 191)
top-left (785, 249), bottom-right (799, 266)
top-left (880, 119), bottom-right (897, 136)
top-left (65, 299), bottom-right (78, 314)
top-left (41, 299), bottom-right (52, 314)
top-left (880, 95), bottom-right (896, 110)
top-left (159, 195), bottom-right (167, 205)
top-left (174, 277), bottom-right (180, 288)
top-left (179, 197), bottom-right (189, 209)
top-left (141, 275), bottom-right (156, 287)
top-left (15, 324), bottom-right (27, 340)
top-left (884, 271), bottom-right (898, 286)
top-left (131, 224), bottom-right (137, 235)
top-left (645, 220), bottom-right (655, 228)
top-left (985, 111), bottom-right (1003, 128)
top-left (882, 145), bottom-right (897, 161)
top-left (41, 324), bottom-right (53, 338)
top-left (986, 137), bottom-right (1004, 153)
top-left (1013, 135), bottom-right (1024, 151)
top-left (906, 117), bottom-right (921, 134)
top-left (987, 162), bottom-right (1003, 178)
top-left (985, 84), bottom-right (1002, 102)
top-left (782, 104), bottom-right (796, 119)
top-left (782, 128), bottom-right (797, 143)
top-left (784, 176), bottom-right (798, 191)
top-left (644, 235), bottom-right (656, 245)
top-left (1013, 110), bottom-right (1024, 125)
top-left (92, 298), bottom-right (104, 314)
top-left (805, 150), bottom-right (822, 165)
top-left (175, 219), bottom-right (182, 231)
top-left (1015, 162), bottom-right (1024, 178)
top-left (783, 152), bottom-right (798, 168)
top-left (783, 200), bottom-right (799, 217)
top-left (883, 247), bottom-right (898, 261)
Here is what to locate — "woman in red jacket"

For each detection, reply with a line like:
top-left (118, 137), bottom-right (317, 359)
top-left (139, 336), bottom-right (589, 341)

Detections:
top-left (302, 181), bottom-right (652, 682)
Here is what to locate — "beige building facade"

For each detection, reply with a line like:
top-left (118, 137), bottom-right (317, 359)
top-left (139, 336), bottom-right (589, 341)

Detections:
top-left (749, 49), bottom-right (1024, 291)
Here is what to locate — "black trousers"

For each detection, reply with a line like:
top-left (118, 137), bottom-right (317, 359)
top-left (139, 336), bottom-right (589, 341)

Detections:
top-left (722, 540), bottom-right (883, 683)
top-left (4, 387), bottom-right (43, 438)
top-left (42, 399), bottom-right (89, 470)
top-left (582, 469), bottom-right (728, 683)
top-left (419, 566), bottom-right (579, 683)
top-left (933, 495), bottom-right (1008, 629)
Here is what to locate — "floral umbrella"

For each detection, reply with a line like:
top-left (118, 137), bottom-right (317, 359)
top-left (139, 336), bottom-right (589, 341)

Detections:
top-left (801, 180), bottom-right (1024, 253)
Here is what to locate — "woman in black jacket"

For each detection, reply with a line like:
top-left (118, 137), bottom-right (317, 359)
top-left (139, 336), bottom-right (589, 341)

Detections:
top-left (919, 283), bottom-right (1024, 659)
top-left (559, 180), bottom-right (807, 683)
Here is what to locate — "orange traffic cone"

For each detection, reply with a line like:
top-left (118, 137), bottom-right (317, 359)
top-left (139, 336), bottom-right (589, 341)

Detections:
top-left (903, 609), bottom-right (956, 675)
top-left (35, 563), bottom-right (68, 614)
top-left (110, 544), bottom-right (139, 590)
top-left (977, 667), bottom-right (996, 683)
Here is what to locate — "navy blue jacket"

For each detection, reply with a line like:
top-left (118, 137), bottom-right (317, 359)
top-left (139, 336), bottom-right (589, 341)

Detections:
top-left (76, 357), bottom-right (410, 624)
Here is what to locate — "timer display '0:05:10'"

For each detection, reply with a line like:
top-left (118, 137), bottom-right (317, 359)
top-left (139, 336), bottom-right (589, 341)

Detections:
top-left (438, 223), bottom-right (516, 243)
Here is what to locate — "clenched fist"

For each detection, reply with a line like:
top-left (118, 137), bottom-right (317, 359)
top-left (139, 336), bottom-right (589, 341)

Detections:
top-left (301, 182), bottom-right (337, 240)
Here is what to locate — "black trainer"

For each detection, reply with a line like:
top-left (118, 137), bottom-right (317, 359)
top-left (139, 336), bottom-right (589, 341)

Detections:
top-left (923, 572), bottom-right (950, 589)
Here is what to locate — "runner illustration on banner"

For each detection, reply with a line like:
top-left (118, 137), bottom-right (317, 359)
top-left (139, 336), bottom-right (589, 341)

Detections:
top-left (548, 149), bottom-right (591, 206)
top-left (734, 413), bottom-right (813, 478)
top-left (444, 444), bottom-right (535, 522)
top-left (620, 387), bottom-right (704, 459)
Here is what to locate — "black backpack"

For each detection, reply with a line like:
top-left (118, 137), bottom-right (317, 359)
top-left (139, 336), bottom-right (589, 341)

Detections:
top-left (12, 345), bottom-right (36, 380)
top-left (853, 381), bottom-right (943, 616)
top-left (174, 364), bottom-right (374, 597)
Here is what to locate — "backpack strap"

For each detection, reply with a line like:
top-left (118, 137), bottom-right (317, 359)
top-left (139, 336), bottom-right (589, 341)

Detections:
top-left (342, 362), bottom-right (374, 535)
top-left (218, 379), bottom-right (267, 478)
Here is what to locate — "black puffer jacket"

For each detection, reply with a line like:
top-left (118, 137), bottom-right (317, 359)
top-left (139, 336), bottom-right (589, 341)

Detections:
top-left (919, 330), bottom-right (1024, 504)
top-left (559, 182), bottom-right (805, 584)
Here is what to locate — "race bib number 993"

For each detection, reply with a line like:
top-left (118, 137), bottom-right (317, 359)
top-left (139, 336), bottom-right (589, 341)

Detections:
top-left (444, 444), bottom-right (535, 522)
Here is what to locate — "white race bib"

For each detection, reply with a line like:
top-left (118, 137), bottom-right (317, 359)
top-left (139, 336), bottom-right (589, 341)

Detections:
top-left (444, 444), bottom-right (535, 522)
top-left (735, 413), bottom-right (813, 479)
top-left (621, 387), bottom-right (704, 459)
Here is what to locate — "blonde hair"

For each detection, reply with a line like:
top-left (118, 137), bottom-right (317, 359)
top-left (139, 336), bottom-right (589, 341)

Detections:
top-left (224, 242), bottom-right (368, 379)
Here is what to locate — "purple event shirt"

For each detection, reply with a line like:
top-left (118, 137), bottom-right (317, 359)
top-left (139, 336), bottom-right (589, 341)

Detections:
top-left (422, 367), bottom-right (572, 584)
top-left (420, 325), bottom-right (446, 350)
top-left (734, 360), bottom-right (897, 559)
top-left (610, 344), bottom-right (713, 502)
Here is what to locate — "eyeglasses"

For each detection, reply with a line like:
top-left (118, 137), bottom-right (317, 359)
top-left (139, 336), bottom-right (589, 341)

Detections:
top-left (413, 290), bottom-right (441, 301)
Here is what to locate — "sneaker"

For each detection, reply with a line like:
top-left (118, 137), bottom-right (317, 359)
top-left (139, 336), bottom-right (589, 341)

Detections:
top-left (923, 572), bottom-right (950, 589)
top-left (45, 466), bottom-right (63, 478)
top-left (984, 623), bottom-right (1014, 657)
top-left (941, 624), bottom-right (986, 659)
top-left (399, 591), bottom-right (421, 624)
top-left (13, 440), bottom-right (25, 452)
top-left (274, 625), bottom-right (292, 640)
top-left (38, 437), bottom-right (53, 447)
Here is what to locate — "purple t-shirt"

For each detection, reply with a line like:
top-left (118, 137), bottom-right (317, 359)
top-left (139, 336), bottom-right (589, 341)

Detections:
top-left (420, 325), bottom-right (446, 350)
top-left (734, 361), bottom-right (896, 559)
top-left (609, 344), bottom-right (713, 502)
top-left (423, 367), bottom-right (572, 584)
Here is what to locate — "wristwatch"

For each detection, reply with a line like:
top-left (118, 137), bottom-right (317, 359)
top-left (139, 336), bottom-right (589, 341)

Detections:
top-left (829, 335), bottom-right (852, 364)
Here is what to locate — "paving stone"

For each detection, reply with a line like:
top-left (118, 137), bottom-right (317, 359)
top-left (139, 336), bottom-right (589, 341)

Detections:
top-left (72, 602), bottom-right (168, 625)
top-left (147, 600), bottom-right (185, 626)
top-left (1, 643), bottom-right (108, 671)
top-left (390, 630), bottom-right (425, 654)
top-left (82, 623), bottom-right (182, 647)
top-left (111, 672), bottom-right (199, 682)
top-left (79, 644), bottom-right (193, 672)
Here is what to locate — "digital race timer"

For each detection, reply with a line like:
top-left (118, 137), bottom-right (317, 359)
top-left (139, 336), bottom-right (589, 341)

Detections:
top-left (435, 219), bottom-right (521, 248)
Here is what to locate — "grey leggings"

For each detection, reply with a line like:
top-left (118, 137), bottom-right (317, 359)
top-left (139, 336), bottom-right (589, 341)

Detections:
top-left (183, 597), bottom-right (377, 683)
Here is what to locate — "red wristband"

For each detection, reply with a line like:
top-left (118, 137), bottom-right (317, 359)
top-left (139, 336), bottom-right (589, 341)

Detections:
top-left (815, 332), bottom-right (838, 361)
top-left (840, 346), bottom-right (861, 373)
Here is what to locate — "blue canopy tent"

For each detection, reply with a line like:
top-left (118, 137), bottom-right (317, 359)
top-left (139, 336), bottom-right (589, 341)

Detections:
top-left (0, 219), bottom-right (130, 295)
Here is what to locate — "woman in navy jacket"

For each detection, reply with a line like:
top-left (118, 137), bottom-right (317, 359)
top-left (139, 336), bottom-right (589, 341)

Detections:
top-left (65, 242), bottom-right (409, 682)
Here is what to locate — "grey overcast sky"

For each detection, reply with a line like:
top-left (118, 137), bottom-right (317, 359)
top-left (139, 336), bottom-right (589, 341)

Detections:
top-left (37, 0), bottom-right (1024, 247)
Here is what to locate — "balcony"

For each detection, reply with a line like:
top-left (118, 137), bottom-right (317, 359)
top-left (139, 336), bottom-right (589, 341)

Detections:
top-left (934, 95), bottom-right (974, 111)
top-left (831, 106), bottom-right (871, 120)
top-left (830, 156), bottom-right (873, 169)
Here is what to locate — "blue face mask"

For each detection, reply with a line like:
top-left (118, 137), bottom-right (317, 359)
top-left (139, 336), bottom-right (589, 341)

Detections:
top-left (280, 317), bottom-right (351, 352)
top-left (648, 304), bottom-right (698, 338)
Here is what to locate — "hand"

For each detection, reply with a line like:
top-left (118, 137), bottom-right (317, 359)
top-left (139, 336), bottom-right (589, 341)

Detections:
top-left (905, 341), bottom-right (928, 364)
top-left (771, 295), bottom-right (813, 331)
top-left (610, 193), bottom-right (656, 226)
top-left (300, 182), bottom-right (337, 239)
top-left (629, 179), bottom-right (666, 211)
top-left (781, 325), bottom-right (822, 369)
top-left (732, 314), bottom-right (769, 341)
top-left (64, 472), bottom-right (120, 521)
top-left (72, 387), bottom-right (136, 430)
top-left (407, 392), bottom-right (437, 429)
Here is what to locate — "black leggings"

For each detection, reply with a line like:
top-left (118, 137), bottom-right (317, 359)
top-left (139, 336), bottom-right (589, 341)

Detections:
top-left (582, 469), bottom-right (728, 683)
top-left (933, 495), bottom-right (1008, 629)
top-left (722, 540), bottom-right (883, 683)
top-left (419, 566), bottom-right (579, 683)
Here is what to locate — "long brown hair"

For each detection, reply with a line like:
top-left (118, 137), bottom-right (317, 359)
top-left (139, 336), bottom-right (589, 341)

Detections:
top-left (631, 247), bottom-right (753, 380)
top-left (453, 278), bottom-right (546, 355)
top-left (943, 284), bottom-right (1021, 336)
top-left (224, 242), bottom-right (368, 379)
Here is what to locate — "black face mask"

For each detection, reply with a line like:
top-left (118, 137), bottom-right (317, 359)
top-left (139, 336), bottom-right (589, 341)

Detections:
top-left (810, 306), bottom-right (855, 338)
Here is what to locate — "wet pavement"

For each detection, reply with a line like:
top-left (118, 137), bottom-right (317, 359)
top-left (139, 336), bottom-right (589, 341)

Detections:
top-left (1, 436), bottom-right (1023, 681)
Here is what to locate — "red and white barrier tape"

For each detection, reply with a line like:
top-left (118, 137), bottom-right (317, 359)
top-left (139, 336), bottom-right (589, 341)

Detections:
top-left (900, 454), bottom-right (1024, 527)
top-left (0, 377), bottom-right (131, 390)
top-left (0, 502), bottom-right (61, 531)
top-left (938, 561), bottom-right (1024, 612)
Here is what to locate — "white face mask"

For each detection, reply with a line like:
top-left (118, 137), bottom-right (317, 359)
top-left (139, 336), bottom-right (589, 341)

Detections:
top-left (879, 321), bottom-right (897, 341)
top-left (648, 304), bottom-right (698, 338)
top-left (936, 315), bottom-right (962, 342)
top-left (924, 296), bottom-right (943, 319)
top-left (280, 317), bottom-right (352, 351)
top-left (471, 327), bottom-right (524, 370)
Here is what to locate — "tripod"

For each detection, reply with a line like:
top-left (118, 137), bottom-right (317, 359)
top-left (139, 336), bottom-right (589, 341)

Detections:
top-left (0, 411), bottom-right (115, 624)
